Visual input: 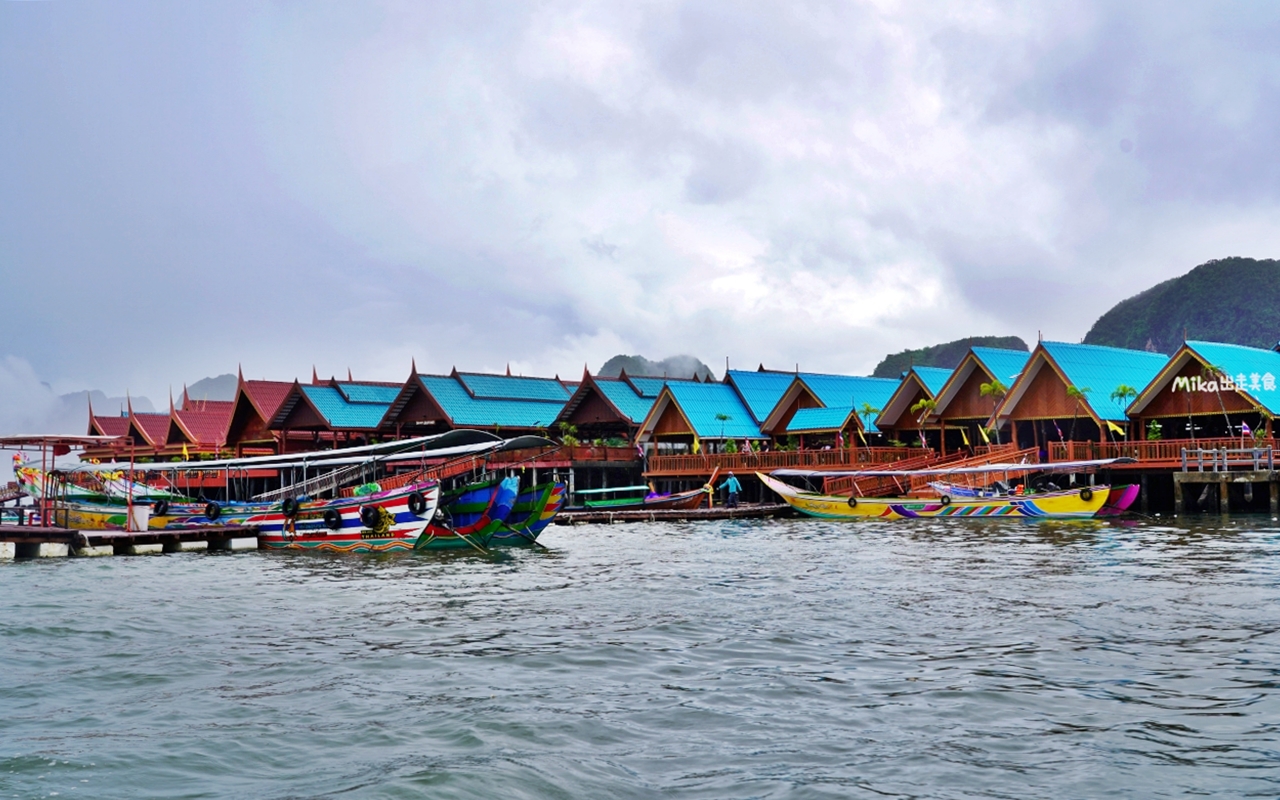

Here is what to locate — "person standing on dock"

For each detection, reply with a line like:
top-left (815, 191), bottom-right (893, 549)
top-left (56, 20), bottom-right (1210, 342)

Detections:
top-left (719, 472), bottom-right (743, 508)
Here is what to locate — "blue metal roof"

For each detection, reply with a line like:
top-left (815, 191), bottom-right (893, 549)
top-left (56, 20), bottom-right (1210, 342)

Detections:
top-left (725, 370), bottom-right (797, 422)
top-left (300, 386), bottom-right (390, 429)
top-left (457, 373), bottom-right (570, 402)
top-left (972, 347), bottom-right (1030, 385)
top-left (664, 382), bottom-right (766, 439)
top-left (799, 373), bottom-right (901, 420)
top-left (336, 383), bottom-right (401, 404)
top-left (786, 406), bottom-right (854, 433)
top-left (595, 379), bottom-right (657, 424)
top-left (420, 375), bottom-right (564, 428)
top-left (913, 367), bottom-right (953, 396)
top-left (1186, 341), bottom-right (1280, 415)
top-left (627, 377), bottom-right (668, 398)
top-left (1041, 341), bottom-right (1168, 421)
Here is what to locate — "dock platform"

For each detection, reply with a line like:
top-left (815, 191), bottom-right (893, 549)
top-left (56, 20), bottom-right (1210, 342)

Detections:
top-left (0, 525), bottom-right (260, 558)
top-left (556, 503), bottom-right (792, 525)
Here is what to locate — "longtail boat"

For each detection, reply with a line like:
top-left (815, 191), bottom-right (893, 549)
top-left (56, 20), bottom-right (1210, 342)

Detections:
top-left (489, 480), bottom-right (566, 547)
top-left (759, 458), bottom-right (1135, 520)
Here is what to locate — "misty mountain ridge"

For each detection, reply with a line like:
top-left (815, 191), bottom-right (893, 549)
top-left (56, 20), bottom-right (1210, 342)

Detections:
top-left (872, 336), bottom-right (1029, 378)
top-left (1084, 257), bottom-right (1280, 353)
top-left (182, 374), bottom-right (237, 405)
top-left (598, 355), bottom-right (716, 381)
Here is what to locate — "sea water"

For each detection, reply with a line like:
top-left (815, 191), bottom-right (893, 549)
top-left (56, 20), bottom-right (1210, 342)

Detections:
top-left (2, 517), bottom-right (1279, 798)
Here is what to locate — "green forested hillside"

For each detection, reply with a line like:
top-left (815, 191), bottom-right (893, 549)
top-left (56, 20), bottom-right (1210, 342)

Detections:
top-left (1083, 257), bottom-right (1280, 353)
top-left (872, 336), bottom-right (1028, 378)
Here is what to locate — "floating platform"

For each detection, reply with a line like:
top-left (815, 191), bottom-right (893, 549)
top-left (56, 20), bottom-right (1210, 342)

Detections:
top-left (555, 503), bottom-right (792, 525)
top-left (0, 524), bottom-right (259, 558)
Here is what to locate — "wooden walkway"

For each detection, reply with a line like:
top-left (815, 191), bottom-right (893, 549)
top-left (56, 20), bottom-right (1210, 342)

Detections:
top-left (0, 524), bottom-right (259, 557)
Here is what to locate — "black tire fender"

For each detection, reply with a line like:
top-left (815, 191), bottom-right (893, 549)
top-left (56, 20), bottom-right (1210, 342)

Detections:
top-left (846, 496), bottom-right (858, 508)
top-left (281, 497), bottom-right (299, 518)
top-left (360, 505), bottom-right (381, 529)
top-left (323, 509), bottom-right (343, 531)
top-left (407, 491), bottom-right (428, 516)
top-left (939, 495), bottom-right (952, 506)
top-left (152, 500), bottom-right (169, 516)
top-left (1079, 487), bottom-right (1094, 502)
top-left (204, 502), bottom-right (221, 521)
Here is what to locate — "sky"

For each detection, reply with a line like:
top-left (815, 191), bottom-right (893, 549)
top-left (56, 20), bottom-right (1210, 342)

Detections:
top-left (3, 0), bottom-right (1280, 438)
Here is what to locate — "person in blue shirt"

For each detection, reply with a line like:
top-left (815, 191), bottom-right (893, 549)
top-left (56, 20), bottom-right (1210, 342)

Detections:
top-left (718, 471), bottom-right (743, 508)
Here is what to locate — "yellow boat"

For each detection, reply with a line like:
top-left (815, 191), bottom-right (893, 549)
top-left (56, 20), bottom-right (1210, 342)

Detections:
top-left (758, 472), bottom-right (1111, 520)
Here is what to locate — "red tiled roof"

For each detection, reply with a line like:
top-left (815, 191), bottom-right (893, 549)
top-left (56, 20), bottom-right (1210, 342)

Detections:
top-left (132, 413), bottom-right (171, 445)
top-left (173, 406), bottom-right (232, 446)
top-left (244, 380), bottom-right (293, 419)
top-left (179, 399), bottom-right (234, 414)
top-left (91, 416), bottom-right (130, 437)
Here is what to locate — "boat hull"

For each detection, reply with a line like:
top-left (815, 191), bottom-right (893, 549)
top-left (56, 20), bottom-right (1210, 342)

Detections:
top-left (254, 482), bottom-right (441, 553)
top-left (759, 473), bottom-right (1110, 520)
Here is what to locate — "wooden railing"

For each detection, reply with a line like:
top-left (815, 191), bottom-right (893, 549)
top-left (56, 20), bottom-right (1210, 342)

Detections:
top-left (488, 445), bottom-right (638, 464)
top-left (1048, 438), bottom-right (1279, 467)
top-left (822, 444), bottom-right (1032, 497)
top-left (645, 447), bottom-right (929, 476)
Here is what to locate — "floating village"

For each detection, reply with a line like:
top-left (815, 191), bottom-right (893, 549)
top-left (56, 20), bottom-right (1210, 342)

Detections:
top-left (4, 336), bottom-right (1280, 558)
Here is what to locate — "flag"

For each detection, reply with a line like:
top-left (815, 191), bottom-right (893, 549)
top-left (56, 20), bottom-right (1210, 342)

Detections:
top-left (857, 428), bottom-right (867, 445)
top-left (692, 435), bottom-right (701, 454)
top-left (1053, 421), bottom-right (1064, 441)
top-left (836, 430), bottom-right (844, 449)
top-left (1105, 420), bottom-right (1125, 436)
top-left (636, 442), bottom-right (646, 459)
top-left (978, 426), bottom-right (990, 444)
top-left (1242, 420), bottom-right (1252, 436)
top-left (960, 428), bottom-right (970, 446)
top-left (182, 443), bottom-right (189, 460)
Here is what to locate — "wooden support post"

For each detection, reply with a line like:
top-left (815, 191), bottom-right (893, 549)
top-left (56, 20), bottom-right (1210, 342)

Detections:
top-left (1219, 479), bottom-right (1229, 514)
top-left (1140, 473), bottom-right (1149, 514)
top-left (1174, 477), bottom-right (1184, 515)
top-left (1270, 480), bottom-right (1278, 515)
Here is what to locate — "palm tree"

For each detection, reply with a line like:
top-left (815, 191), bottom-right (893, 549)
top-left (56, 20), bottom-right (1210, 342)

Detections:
top-left (979, 379), bottom-right (1008, 445)
top-left (1108, 384), bottom-right (1138, 442)
top-left (909, 397), bottom-right (937, 451)
top-left (714, 413), bottom-right (731, 451)
top-left (1200, 363), bottom-right (1233, 438)
top-left (1065, 385), bottom-right (1092, 441)
top-left (857, 403), bottom-right (880, 446)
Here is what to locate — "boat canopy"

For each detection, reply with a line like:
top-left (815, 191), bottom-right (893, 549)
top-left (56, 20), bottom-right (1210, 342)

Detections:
top-left (60, 429), bottom-right (523, 473)
top-left (573, 485), bottom-right (651, 495)
top-left (771, 457), bottom-right (1135, 479)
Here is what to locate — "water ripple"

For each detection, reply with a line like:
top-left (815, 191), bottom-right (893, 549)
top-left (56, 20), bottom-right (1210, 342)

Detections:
top-left (1, 517), bottom-right (1279, 797)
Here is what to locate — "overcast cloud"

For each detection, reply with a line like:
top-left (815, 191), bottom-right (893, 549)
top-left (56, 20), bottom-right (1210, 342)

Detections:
top-left (3, 0), bottom-right (1280, 429)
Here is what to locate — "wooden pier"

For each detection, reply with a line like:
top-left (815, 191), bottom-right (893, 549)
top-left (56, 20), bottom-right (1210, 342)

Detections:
top-left (556, 503), bottom-right (791, 525)
top-left (0, 524), bottom-right (259, 558)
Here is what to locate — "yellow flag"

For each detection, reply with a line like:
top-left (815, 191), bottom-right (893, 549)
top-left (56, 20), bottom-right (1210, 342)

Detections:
top-left (978, 426), bottom-right (990, 444)
top-left (692, 435), bottom-right (701, 454)
top-left (960, 427), bottom-right (970, 446)
top-left (182, 443), bottom-right (189, 460)
top-left (1106, 420), bottom-right (1125, 436)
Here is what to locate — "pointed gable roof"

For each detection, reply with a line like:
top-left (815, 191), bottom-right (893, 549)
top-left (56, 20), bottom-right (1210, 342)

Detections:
top-left (88, 413), bottom-right (131, 438)
top-left (996, 341), bottom-right (1167, 424)
top-left (876, 366), bottom-right (953, 430)
top-left (636, 382), bottom-right (766, 441)
top-left (930, 347), bottom-right (1028, 420)
top-left (1129, 340), bottom-right (1280, 417)
top-left (724, 369), bottom-right (798, 423)
top-left (129, 411), bottom-right (171, 447)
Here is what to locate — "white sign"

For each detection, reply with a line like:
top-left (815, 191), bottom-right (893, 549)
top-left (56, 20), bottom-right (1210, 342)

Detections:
top-left (1172, 373), bottom-right (1275, 393)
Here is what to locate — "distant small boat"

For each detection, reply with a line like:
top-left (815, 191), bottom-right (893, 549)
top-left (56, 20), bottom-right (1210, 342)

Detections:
top-left (569, 484), bottom-right (708, 512)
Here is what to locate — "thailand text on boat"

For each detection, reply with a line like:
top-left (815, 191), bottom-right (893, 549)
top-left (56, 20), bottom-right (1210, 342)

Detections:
top-left (758, 458), bottom-right (1136, 520)
top-left (13, 429), bottom-right (570, 552)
